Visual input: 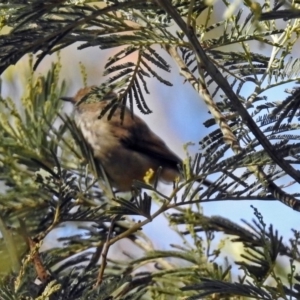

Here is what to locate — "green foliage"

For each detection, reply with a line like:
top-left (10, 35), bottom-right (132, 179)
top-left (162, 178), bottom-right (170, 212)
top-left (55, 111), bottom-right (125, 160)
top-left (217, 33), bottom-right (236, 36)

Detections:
top-left (1, 0), bottom-right (300, 299)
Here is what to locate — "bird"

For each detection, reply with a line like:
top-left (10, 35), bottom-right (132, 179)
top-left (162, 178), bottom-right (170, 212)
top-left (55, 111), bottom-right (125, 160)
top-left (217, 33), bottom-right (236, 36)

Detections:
top-left (60, 86), bottom-right (213, 192)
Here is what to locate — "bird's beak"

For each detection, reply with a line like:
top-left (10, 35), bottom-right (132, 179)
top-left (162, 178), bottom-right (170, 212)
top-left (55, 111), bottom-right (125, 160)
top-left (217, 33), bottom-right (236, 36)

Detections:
top-left (60, 96), bottom-right (75, 103)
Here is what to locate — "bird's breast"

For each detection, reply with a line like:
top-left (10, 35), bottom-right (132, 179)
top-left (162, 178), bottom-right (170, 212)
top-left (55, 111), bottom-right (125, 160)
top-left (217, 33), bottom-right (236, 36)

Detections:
top-left (74, 111), bottom-right (118, 154)
top-left (75, 112), bottom-right (101, 151)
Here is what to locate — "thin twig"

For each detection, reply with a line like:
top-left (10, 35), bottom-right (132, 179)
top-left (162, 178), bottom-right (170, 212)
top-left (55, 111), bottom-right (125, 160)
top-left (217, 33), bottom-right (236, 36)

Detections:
top-left (94, 216), bottom-right (116, 288)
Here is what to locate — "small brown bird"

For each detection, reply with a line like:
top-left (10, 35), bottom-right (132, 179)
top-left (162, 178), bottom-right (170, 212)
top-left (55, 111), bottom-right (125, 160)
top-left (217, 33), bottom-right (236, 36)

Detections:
top-left (61, 87), bottom-right (211, 191)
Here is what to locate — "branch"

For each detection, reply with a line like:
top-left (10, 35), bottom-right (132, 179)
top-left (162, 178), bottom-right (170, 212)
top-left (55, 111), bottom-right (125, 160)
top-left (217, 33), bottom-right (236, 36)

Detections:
top-left (159, 1), bottom-right (300, 211)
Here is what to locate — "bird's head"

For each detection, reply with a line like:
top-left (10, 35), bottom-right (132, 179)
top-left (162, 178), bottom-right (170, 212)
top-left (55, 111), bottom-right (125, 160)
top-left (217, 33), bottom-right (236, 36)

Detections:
top-left (60, 86), bottom-right (118, 107)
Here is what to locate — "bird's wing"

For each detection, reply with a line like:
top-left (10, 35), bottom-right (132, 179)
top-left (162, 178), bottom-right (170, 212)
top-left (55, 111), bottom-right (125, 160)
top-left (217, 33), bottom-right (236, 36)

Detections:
top-left (110, 109), bottom-right (182, 168)
top-left (109, 107), bottom-right (214, 188)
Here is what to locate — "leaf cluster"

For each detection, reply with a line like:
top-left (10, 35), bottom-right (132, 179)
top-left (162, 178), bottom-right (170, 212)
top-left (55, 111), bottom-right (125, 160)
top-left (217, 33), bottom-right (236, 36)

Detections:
top-left (1, 0), bottom-right (300, 299)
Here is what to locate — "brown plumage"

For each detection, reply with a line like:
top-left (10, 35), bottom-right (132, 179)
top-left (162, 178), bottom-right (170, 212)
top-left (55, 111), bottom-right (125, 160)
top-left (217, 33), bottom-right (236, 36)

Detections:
top-left (61, 87), bottom-right (210, 191)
